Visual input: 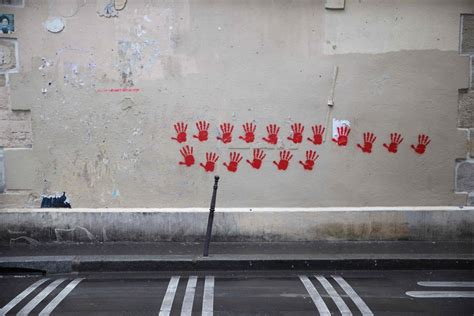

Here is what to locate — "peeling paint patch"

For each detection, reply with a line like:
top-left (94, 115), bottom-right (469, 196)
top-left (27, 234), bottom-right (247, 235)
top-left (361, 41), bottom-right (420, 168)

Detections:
top-left (332, 118), bottom-right (350, 140)
top-left (0, 38), bottom-right (18, 73)
top-left (119, 97), bottom-right (136, 111)
top-left (44, 17), bottom-right (65, 33)
top-left (117, 40), bottom-right (160, 86)
top-left (38, 57), bottom-right (52, 70)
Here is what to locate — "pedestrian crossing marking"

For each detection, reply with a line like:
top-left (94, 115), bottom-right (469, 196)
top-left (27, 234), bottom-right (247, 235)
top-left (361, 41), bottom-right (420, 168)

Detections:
top-left (38, 278), bottom-right (84, 316)
top-left (157, 276), bottom-right (214, 316)
top-left (180, 276), bottom-right (198, 316)
top-left (315, 275), bottom-right (351, 315)
top-left (159, 276), bottom-right (180, 316)
top-left (202, 276), bottom-right (215, 316)
top-left (0, 278), bottom-right (82, 316)
top-left (332, 275), bottom-right (374, 316)
top-left (0, 279), bottom-right (49, 316)
top-left (299, 275), bottom-right (374, 316)
top-left (17, 278), bottom-right (67, 316)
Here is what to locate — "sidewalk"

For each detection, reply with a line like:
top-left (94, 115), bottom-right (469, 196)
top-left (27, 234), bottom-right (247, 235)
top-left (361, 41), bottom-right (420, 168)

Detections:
top-left (0, 241), bottom-right (472, 274)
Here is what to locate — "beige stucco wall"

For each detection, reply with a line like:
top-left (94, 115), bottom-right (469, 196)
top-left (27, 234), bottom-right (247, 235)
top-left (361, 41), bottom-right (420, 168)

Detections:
top-left (2, 0), bottom-right (474, 207)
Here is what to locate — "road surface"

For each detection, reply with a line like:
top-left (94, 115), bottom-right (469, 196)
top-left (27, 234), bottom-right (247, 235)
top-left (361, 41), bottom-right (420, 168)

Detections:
top-left (0, 269), bottom-right (472, 315)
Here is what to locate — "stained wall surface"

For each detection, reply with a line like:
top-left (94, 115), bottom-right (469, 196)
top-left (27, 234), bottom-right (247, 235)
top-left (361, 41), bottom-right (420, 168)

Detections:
top-left (1, 0), bottom-right (473, 208)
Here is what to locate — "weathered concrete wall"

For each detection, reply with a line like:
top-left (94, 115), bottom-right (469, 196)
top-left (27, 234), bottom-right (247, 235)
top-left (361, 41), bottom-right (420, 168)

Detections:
top-left (0, 208), bottom-right (472, 243)
top-left (1, 1), bottom-right (473, 208)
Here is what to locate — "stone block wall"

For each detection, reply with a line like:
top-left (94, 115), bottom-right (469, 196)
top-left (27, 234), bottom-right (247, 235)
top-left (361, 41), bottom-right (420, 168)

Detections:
top-left (455, 14), bottom-right (474, 205)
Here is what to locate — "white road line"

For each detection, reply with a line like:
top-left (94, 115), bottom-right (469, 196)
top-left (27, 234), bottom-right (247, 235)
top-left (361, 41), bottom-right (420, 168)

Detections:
top-left (0, 278), bottom-right (50, 316)
top-left (180, 276), bottom-right (197, 316)
top-left (315, 276), bottom-right (352, 316)
top-left (159, 276), bottom-right (180, 316)
top-left (38, 278), bottom-right (84, 316)
top-left (406, 291), bottom-right (474, 298)
top-left (17, 278), bottom-right (67, 316)
top-left (299, 275), bottom-right (330, 316)
top-left (202, 276), bottom-right (214, 316)
top-left (332, 276), bottom-right (374, 316)
top-left (417, 281), bottom-right (474, 287)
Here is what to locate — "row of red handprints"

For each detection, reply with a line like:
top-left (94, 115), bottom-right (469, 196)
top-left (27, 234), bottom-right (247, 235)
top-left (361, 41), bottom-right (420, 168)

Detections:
top-left (178, 147), bottom-right (313, 172)
top-left (172, 121), bottom-right (430, 154)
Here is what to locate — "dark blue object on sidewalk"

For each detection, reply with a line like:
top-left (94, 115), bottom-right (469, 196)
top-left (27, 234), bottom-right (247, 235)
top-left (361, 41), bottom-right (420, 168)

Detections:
top-left (41, 192), bottom-right (71, 208)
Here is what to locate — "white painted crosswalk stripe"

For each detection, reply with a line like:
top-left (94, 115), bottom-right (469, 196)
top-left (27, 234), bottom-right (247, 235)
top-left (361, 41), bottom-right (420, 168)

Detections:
top-left (159, 276), bottom-right (180, 316)
top-left (158, 276), bottom-right (214, 315)
top-left (299, 275), bottom-right (331, 316)
top-left (38, 278), bottom-right (84, 316)
top-left (332, 275), bottom-right (374, 316)
top-left (17, 278), bottom-right (67, 316)
top-left (0, 278), bottom-right (50, 316)
top-left (202, 276), bottom-right (215, 316)
top-left (315, 275), bottom-right (352, 316)
top-left (406, 291), bottom-right (474, 298)
top-left (180, 276), bottom-right (197, 316)
top-left (417, 281), bottom-right (474, 287)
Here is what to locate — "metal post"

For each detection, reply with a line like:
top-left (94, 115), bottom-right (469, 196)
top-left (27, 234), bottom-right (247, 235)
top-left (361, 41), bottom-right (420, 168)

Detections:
top-left (203, 175), bottom-right (219, 257)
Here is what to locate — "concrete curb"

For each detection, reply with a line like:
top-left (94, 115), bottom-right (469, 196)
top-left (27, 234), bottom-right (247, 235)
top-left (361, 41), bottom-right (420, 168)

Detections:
top-left (1, 208), bottom-right (473, 243)
top-left (1, 255), bottom-right (472, 274)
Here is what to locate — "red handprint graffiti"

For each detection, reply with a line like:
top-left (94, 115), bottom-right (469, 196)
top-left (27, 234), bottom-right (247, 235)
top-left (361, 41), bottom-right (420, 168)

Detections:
top-left (193, 120), bottom-right (210, 142)
top-left (383, 133), bottom-right (404, 153)
top-left (357, 132), bottom-right (377, 153)
top-left (262, 124), bottom-right (280, 145)
top-left (239, 122), bottom-right (256, 143)
top-left (246, 148), bottom-right (266, 170)
top-left (223, 152), bottom-right (243, 172)
top-left (216, 123), bottom-right (234, 144)
top-left (287, 123), bottom-right (305, 144)
top-left (299, 150), bottom-right (319, 171)
top-left (411, 134), bottom-right (431, 155)
top-left (273, 150), bottom-right (293, 171)
top-left (171, 122), bottom-right (188, 143)
top-left (178, 145), bottom-right (194, 167)
top-left (332, 125), bottom-right (351, 146)
top-left (200, 152), bottom-right (219, 172)
top-left (308, 125), bottom-right (325, 145)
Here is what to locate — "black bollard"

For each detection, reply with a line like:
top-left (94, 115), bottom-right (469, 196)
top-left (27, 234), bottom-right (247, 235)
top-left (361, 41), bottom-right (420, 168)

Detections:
top-left (203, 175), bottom-right (220, 257)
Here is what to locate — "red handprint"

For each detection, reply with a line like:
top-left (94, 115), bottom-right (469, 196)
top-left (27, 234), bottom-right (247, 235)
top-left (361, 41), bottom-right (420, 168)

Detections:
top-left (383, 133), bottom-right (403, 153)
top-left (299, 150), bottom-right (319, 171)
top-left (223, 152), bottom-right (243, 172)
top-left (193, 120), bottom-right (209, 142)
top-left (287, 123), bottom-right (305, 144)
top-left (308, 125), bottom-right (325, 145)
top-left (411, 134), bottom-right (431, 155)
top-left (332, 125), bottom-right (351, 146)
top-left (239, 122), bottom-right (256, 143)
top-left (216, 123), bottom-right (234, 144)
top-left (178, 145), bottom-right (194, 167)
top-left (246, 148), bottom-right (266, 170)
top-left (273, 150), bottom-right (293, 171)
top-left (200, 152), bottom-right (219, 172)
top-left (357, 132), bottom-right (377, 153)
top-left (262, 124), bottom-right (280, 145)
top-left (171, 122), bottom-right (188, 143)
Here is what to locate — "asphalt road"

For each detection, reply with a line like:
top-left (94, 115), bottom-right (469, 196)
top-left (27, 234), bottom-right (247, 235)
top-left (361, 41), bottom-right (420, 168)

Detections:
top-left (0, 270), bottom-right (472, 315)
